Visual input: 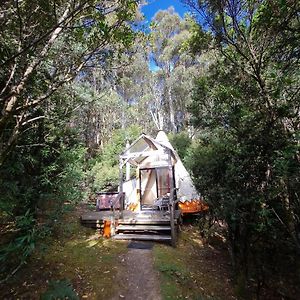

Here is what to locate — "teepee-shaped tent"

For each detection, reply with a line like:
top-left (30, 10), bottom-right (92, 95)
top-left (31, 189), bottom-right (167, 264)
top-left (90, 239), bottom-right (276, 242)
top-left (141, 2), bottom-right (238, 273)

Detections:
top-left (120, 131), bottom-right (206, 213)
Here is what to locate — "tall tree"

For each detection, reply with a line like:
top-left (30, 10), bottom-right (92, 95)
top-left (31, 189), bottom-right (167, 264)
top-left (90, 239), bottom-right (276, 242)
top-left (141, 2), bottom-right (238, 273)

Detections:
top-left (149, 7), bottom-right (203, 132)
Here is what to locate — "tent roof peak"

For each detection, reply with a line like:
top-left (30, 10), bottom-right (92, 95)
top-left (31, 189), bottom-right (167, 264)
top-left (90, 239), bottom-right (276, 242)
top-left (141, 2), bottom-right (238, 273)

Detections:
top-left (120, 132), bottom-right (176, 166)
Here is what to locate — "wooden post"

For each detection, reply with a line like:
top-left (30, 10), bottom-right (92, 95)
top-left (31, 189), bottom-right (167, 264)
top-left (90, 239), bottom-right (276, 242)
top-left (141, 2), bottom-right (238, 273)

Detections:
top-left (119, 158), bottom-right (124, 218)
top-left (125, 141), bottom-right (130, 181)
top-left (168, 149), bottom-right (176, 247)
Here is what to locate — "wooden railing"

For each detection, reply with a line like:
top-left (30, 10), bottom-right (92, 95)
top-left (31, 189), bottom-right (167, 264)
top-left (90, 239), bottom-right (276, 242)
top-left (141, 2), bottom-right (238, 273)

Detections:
top-left (169, 187), bottom-right (178, 247)
top-left (110, 192), bottom-right (124, 210)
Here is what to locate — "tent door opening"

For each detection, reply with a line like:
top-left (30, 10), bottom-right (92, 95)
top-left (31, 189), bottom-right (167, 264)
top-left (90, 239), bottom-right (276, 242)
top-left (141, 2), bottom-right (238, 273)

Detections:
top-left (139, 167), bottom-right (174, 210)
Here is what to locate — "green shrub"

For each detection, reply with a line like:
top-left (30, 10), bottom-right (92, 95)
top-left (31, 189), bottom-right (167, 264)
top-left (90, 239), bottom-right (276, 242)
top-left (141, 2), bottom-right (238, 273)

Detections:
top-left (90, 162), bottom-right (119, 192)
top-left (89, 125), bottom-right (141, 192)
top-left (41, 279), bottom-right (79, 300)
top-left (169, 131), bottom-right (192, 160)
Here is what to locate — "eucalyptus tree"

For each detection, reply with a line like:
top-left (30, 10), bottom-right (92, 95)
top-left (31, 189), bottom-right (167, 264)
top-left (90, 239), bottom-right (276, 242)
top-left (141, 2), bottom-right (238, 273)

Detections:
top-left (112, 32), bottom-right (157, 133)
top-left (71, 76), bottom-right (123, 153)
top-left (149, 7), bottom-right (203, 132)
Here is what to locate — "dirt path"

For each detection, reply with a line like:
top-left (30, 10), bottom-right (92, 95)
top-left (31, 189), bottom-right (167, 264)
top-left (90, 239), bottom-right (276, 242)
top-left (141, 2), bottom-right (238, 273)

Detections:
top-left (111, 241), bottom-right (162, 300)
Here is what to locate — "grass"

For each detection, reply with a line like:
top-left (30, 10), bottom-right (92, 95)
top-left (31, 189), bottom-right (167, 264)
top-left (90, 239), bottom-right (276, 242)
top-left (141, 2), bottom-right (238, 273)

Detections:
top-left (153, 225), bottom-right (236, 300)
top-left (0, 204), bottom-right (128, 299)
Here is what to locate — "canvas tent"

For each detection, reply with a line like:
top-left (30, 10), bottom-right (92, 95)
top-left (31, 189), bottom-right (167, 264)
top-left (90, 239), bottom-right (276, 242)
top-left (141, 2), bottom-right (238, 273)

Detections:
top-left (120, 131), bottom-right (201, 212)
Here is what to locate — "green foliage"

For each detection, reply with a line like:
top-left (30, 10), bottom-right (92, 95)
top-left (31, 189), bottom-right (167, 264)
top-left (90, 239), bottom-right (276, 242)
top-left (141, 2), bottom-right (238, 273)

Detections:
top-left (55, 146), bottom-right (87, 203)
top-left (186, 0), bottom-right (300, 293)
top-left (0, 86), bottom-right (90, 281)
top-left (0, 0), bottom-right (138, 164)
top-left (90, 162), bottom-right (119, 192)
top-left (187, 18), bottom-right (212, 55)
top-left (90, 125), bottom-right (141, 191)
top-left (0, 210), bottom-right (38, 280)
top-left (148, 8), bottom-right (205, 132)
top-left (0, 0), bottom-right (140, 284)
top-left (41, 279), bottom-right (79, 300)
top-left (169, 131), bottom-right (192, 160)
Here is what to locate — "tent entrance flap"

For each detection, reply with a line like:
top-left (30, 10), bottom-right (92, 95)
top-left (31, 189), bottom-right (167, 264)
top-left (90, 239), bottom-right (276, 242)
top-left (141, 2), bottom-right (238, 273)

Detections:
top-left (156, 167), bottom-right (170, 197)
top-left (139, 167), bottom-right (173, 208)
top-left (140, 168), bottom-right (157, 206)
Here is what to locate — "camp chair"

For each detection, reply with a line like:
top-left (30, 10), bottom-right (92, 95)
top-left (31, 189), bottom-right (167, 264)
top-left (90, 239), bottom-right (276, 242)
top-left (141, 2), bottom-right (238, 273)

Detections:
top-left (154, 195), bottom-right (170, 211)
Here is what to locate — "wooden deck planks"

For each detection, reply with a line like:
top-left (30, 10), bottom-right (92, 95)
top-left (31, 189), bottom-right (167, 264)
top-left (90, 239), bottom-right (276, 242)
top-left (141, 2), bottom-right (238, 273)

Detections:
top-left (81, 210), bottom-right (180, 243)
top-left (112, 233), bottom-right (172, 241)
top-left (80, 210), bottom-right (119, 221)
top-left (117, 225), bottom-right (171, 231)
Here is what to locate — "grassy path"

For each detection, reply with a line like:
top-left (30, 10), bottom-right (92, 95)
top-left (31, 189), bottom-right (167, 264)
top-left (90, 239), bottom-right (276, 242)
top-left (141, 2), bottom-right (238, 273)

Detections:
top-left (111, 242), bottom-right (162, 300)
top-left (0, 205), bottom-right (128, 299)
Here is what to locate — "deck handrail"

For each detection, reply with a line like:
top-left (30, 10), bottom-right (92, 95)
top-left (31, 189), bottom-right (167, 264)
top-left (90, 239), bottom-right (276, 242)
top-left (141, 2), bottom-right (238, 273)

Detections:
top-left (169, 187), bottom-right (177, 247)
top-left (110, 192), bottom-right (124, 210)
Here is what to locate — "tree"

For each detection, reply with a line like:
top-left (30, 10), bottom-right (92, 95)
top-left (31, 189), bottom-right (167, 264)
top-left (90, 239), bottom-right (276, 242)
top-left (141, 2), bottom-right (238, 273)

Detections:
top-left (149, 7), bottom-right (203, 132)
top-left (114, 33), bottom-right (154, 132)
top-left (185, 0), bottom-right (300, 295)
top-left (70, 71), bottom-right (123, 154)
top-left (0, 0), bottom-right (138, 164)
top-left (0, 0), bottom-right (140, 281)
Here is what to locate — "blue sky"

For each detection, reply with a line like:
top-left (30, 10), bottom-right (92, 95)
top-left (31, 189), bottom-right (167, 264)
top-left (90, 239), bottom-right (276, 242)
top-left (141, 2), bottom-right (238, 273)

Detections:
top-left (141, 0), bottom-right (189, 23)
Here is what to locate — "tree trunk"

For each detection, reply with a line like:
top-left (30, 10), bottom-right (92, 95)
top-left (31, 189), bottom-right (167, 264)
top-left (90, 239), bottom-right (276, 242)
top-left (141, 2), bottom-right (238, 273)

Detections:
top-left (167, 85), bottom-right (176, 133)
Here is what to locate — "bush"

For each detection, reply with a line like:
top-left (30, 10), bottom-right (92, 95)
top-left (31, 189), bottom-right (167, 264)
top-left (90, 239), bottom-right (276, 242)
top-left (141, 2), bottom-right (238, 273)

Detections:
top-left (90, 162), bottom-right (119, 192)
top-left (89, 125), bottom-right (141, 192)
top-left (169, 131), bottom-right (192, 160)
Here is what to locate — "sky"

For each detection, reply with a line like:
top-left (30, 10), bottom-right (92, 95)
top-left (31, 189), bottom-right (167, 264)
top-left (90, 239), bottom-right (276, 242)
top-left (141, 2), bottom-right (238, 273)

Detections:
top-left (141, 0), bottom-right (189, 23)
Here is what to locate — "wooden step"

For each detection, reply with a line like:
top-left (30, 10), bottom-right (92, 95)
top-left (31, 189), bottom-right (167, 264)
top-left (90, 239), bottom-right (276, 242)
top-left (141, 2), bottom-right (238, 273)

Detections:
top-left (112, 234), bottom-right (171, 241)
top-left (118, 219), bottom-right (171, 225)
top-left (81, 220), bottom-right (104, 224)
top-left (120, 215), bottom-right (170, 221)
top-left (117, 225), bottom-right (171, 231)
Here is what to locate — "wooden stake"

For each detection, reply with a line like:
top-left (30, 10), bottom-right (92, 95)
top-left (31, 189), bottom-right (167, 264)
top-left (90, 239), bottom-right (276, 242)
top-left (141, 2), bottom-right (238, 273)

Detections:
top-left (119, 158), bottom-right (124, 218)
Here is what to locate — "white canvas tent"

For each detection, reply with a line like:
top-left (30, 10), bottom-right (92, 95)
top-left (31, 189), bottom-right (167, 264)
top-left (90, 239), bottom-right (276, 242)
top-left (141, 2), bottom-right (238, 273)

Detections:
top-left (120, 131), bottom-right (200, 211)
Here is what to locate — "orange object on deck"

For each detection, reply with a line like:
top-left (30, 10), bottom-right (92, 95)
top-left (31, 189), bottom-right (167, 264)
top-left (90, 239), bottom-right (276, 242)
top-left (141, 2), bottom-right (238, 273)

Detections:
top-left (103, 220), bottom-right (111, 238)
top-left (128, 203), bottom-right (139, 212)
top-left (178, 199), bottom-right (209, 214)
